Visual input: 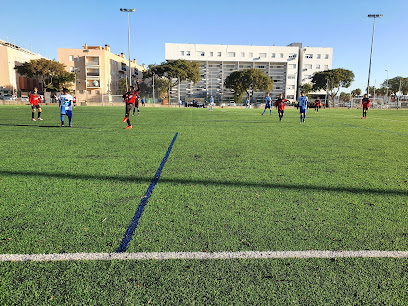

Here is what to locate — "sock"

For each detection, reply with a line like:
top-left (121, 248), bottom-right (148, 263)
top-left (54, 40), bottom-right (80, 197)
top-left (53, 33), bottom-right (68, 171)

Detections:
top-left (127, 118), bottom-right (131, 126)
top-left (32, 112), bottom-right (35, 119)
top-left (38, 112), bottom-right (41, 118)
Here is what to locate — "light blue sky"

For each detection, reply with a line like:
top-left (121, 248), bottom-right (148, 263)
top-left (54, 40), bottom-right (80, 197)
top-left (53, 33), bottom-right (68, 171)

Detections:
top-left (1, 0), bottom-right (406, 92)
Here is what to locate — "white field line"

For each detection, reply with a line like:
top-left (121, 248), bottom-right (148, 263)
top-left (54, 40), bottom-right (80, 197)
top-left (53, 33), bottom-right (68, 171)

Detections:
top-left (1, 250), bottom-right (408, 262)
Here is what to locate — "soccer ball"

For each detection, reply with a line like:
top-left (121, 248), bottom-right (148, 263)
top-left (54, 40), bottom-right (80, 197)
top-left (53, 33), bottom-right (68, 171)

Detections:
top-left (92, 80), bottom-right (99, 87)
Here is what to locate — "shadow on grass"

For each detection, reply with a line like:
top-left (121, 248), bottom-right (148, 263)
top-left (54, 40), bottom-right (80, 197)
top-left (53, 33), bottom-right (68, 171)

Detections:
top-left (0, 169), bottom-right (406, 197)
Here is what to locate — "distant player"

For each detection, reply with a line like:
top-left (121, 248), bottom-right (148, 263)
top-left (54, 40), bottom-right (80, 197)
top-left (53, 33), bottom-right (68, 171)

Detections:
top-left (245, 97), bottom-right (250, 109)
top-left (314, 97), bottom-right (321, 112)
top-left (261, 93), bottom-right (272, 115)
top-left (275, 93), bottom-right (287, 121)
top-left (298, 91), bottom-right (309, 123)
top-left (361, 94), bottom-right (370, 119)
top-left (58, 88), bottom-right (75, 127)
top-left (209, 96), bottom-right (214, 111)
top-left (122, 81), bottom-right (140, 129)
top-left (29, 87), bottom-right (43, 121)
top-left (132, 94), bottom-right (140, 116)
top-left (141, 97), bottom-right (145, 106)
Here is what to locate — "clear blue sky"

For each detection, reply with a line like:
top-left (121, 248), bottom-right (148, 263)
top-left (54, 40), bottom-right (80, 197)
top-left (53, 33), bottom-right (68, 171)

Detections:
top-left (1, 0), bottom-right (406, 92)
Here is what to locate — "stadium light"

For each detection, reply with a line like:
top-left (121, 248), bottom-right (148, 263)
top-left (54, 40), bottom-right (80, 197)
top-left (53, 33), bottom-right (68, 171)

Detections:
top-left (366, 14), bottom-right (383, 96)
top-left (120, 8), bottom-right (136, 88)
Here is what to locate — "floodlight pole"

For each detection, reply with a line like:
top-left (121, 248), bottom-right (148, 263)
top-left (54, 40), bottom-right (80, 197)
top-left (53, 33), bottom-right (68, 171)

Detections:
top-left (120, 8), bottom-right (136, 88)
top-left (366, 14), bottom-right (383, 96)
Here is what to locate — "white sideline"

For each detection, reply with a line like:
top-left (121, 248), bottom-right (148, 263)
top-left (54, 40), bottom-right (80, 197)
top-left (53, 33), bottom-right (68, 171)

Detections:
top-left (1, 251), bottom-right (408, 262)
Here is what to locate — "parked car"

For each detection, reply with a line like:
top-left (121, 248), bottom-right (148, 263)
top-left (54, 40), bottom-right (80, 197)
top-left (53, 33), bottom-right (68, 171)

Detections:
top-left (3, 94), bottom-right (16, 100)
top-left (20, 95), bottom-right (29, 102)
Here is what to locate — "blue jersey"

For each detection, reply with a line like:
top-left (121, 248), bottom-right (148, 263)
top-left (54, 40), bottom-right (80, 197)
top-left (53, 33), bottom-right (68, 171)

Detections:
top-left (265, 96), bottom-right (271, 106)
top-left (209, 97), bottom-right (214, 105)
top-left (298, 96), bottom-right (309, 108)
top-left (58, 94), bottom-right (74, 113)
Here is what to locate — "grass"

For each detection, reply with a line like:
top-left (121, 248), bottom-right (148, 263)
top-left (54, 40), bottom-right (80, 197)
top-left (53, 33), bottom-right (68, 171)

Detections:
top-left (0, 104), bottom-right (407, 304)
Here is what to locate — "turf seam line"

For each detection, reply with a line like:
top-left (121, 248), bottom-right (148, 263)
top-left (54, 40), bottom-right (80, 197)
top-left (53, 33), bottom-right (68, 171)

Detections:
top-left (115, 132), bottom-right (179, 253)
top-left (1, 251), bottom-right (408, 262)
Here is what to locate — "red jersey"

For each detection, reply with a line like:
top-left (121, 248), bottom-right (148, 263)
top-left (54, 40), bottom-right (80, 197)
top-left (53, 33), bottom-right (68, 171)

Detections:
top-left (123, 90), bottom-right (139, 104)
top-left (29, 93), bottom-right (42, 105)
top-left (275, 98), bottom-right (287, 111)
top-left (315, 99), bottom-right (321, 107)
top-left (362, 98), bottom-right (370, 108)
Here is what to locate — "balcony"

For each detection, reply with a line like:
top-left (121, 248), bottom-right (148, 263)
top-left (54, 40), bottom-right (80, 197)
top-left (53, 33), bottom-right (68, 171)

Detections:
top-left (85, 56), bottom-right (100, 66)
top-left (86, 79), bottom-right (101, 88)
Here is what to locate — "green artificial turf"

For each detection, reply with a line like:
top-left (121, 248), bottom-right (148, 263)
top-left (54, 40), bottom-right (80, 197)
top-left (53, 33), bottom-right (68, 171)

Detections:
top-left (0, 105), bottom-right (407, 304)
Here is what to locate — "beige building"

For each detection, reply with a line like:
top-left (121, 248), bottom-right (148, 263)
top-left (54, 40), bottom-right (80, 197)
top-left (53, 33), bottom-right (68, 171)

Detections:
top-left (58, 44), bottom-right (145, 102)
top-left (0, 39), bottom-right (45, 96)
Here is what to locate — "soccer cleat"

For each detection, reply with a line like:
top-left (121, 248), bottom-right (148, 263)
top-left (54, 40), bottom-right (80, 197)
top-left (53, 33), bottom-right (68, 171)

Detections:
top-left (132, 114), bottom-right (134, 116)
top-left (69, 125), bottom-right (72, 127)
top-left (137, 112), bottom-right (140, 116)
top-left (122, 117), bottom-right (128, 122)
top-left (125, 125), bottom-right (132, 129)
top-left (61, 124), bottom-right (64, 127)
top-left (38, 117), bottom-right (43, 121)
top-left (32, 118), bottom-right (36, 121)
top-left (261, 113), bottom-right (264, 116)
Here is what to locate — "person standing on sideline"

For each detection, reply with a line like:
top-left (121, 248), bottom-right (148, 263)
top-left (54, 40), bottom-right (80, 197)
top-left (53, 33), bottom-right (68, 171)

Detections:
top-left (275, 93), bottom-right (287, 121)
top-left (245, 97), bottom-right (250, 109)
top-left (261, 93), bottom-right (272, 115)
top-left (58, 88), bottom-right (75, 127)
top-left (141, 97), bottom-right (145, 106)
top-left (29, 87), bottom-right (43, 121)
top-left (298, 91), bottom-right (309, 123)
top-left (361, 94), bottom-right (370, 119)
top-left (209, 96), bottom-right (214, 111)
top-left (122, 81), bottom-right (140, 129)
top-left (314, 97), bottom-right (321, 112)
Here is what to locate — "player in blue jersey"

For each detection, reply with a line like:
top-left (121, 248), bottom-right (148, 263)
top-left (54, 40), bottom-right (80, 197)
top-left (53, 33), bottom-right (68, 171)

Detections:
top-left (261, 93), bottom-right (272, 115)
top-left (245, 97), bottom-right (250, 109)
top-left (298, 91), bottom-right (309, 123)
top-left (58, 88), bottom-right (76, 127)
top-left (209, 96), bottom-right (214, 111)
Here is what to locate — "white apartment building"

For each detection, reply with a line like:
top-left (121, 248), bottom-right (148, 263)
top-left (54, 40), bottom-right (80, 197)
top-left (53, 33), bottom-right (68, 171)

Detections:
top-left (165, 43), bottom-right (333, 103)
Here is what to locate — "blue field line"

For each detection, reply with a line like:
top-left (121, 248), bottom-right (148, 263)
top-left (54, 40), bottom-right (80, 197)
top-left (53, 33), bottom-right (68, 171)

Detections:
top-left (116, 132), bottom-right (179, 253)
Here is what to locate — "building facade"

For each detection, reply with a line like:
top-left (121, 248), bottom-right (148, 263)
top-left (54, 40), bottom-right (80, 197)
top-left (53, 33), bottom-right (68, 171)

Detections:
top-left (165, 43), bottom-right (333, 103)
top-left (58, 44), bottom-right (145, 102)
top-left (0, 39), bottom-right (45, 96)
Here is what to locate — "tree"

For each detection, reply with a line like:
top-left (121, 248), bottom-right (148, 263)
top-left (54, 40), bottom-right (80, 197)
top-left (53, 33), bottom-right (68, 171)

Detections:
top-left (118, 77), bottom-right (128, 94)
top-left (351, 88), bottom-right (361, 98)
top-left (299, 83), bottom-right (313, 94)
top-left (138, 76), bottom-right (169, 99)
top-left (15, 58), bottom-right (75, 92)
top-left (339, 92), bottom-right (351, 103)
top-left (144, 60), bottom-right (200, 100)
top-left (381, 76), bottom-right (408, 96)
top-left (311, 68), bottom-right (355, 106)
top-left (224, 68), bottom-right (274, 103)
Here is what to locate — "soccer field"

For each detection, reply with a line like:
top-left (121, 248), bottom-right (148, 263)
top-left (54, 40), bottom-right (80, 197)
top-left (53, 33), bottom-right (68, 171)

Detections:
top-left (0, 105), bottom-right (407, 304)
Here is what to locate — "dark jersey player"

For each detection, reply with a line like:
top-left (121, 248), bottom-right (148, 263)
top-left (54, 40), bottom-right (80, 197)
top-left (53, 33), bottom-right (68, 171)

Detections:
top-left (122, 81), bottom-right (140, 129)
top-left (275, 93), bottom-right (287, 121)
top-left (361, 94), bottom-right (370, 119)
top-left (314, 98), bottom-right (321, 112)
top-left (29, 87), bottom-right (43, 121)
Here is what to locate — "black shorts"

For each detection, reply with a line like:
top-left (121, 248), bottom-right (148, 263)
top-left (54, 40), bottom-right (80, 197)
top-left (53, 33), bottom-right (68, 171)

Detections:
top-left (126, 103), bottom-right (135, 115)
top-left (31, 104), bottom-right (41, 110)
top-left (278, 110), bottom-right (284, 114)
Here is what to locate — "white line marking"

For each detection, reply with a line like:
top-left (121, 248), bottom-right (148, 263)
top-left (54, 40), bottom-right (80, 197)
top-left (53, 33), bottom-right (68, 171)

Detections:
top-left (1, 251), bottom-right (407, 262)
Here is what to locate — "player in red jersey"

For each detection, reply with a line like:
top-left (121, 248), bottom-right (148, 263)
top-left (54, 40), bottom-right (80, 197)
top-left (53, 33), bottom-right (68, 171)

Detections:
top-left (29, 87), bottom-right (43, 121)
top-left (275, 93), bottom-right (287, 121)
top-left (361, 94), bottom-right (370, 119)
top-left (314, 97), bottom-right (321, 112)
top-left (122, 81), bottom-right (140, 129)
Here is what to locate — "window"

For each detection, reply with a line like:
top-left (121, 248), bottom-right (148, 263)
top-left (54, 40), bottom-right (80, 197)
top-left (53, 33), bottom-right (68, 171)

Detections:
top-left (241, 52), bottom-right (245, 57)
top-left (288, 75), bottom-right (296, 79)
top-left (316, 64), bottom-right (321, 69)
top-left (259, 53), bottom-right (266, 58)
top-left (324, 65), bottom-right (329, 69)
top-left (305, 64), bottom-right (312, 69)
top-left (249, 52), bottom-right (253, 57)
top-left (325, 54), bottom-right (329, 59)
top-left (227, 52), bottom-right (236, 57)
top-left (317, 54), bottom-right (321, 59)
top-left (257, 65), bottom-right (265, 69)
top-left (289, 64), bottom-right (297, 69)
top-left (217, 52), bottom-right (222, 57)
top-left (70, 67), bottom-right (75, 72)
top-left (271, 53), bottom-right (276, 58)
top-left (186, 51), bottom-right (191, 56)
top-left (198, 51), bottom-right (205, 56)
top-left (280, 53), bottom-right (284, 58)
top-left (210, 52), bottom-right (214, 57)
top-left (305, 54), bottom-right (313, 59)
top-left (69, 55), bottom-right (74, 61)
top-left (289, 54), bottom-right (296, 59)
top-left (180, 51), bottom-right (184, 56)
